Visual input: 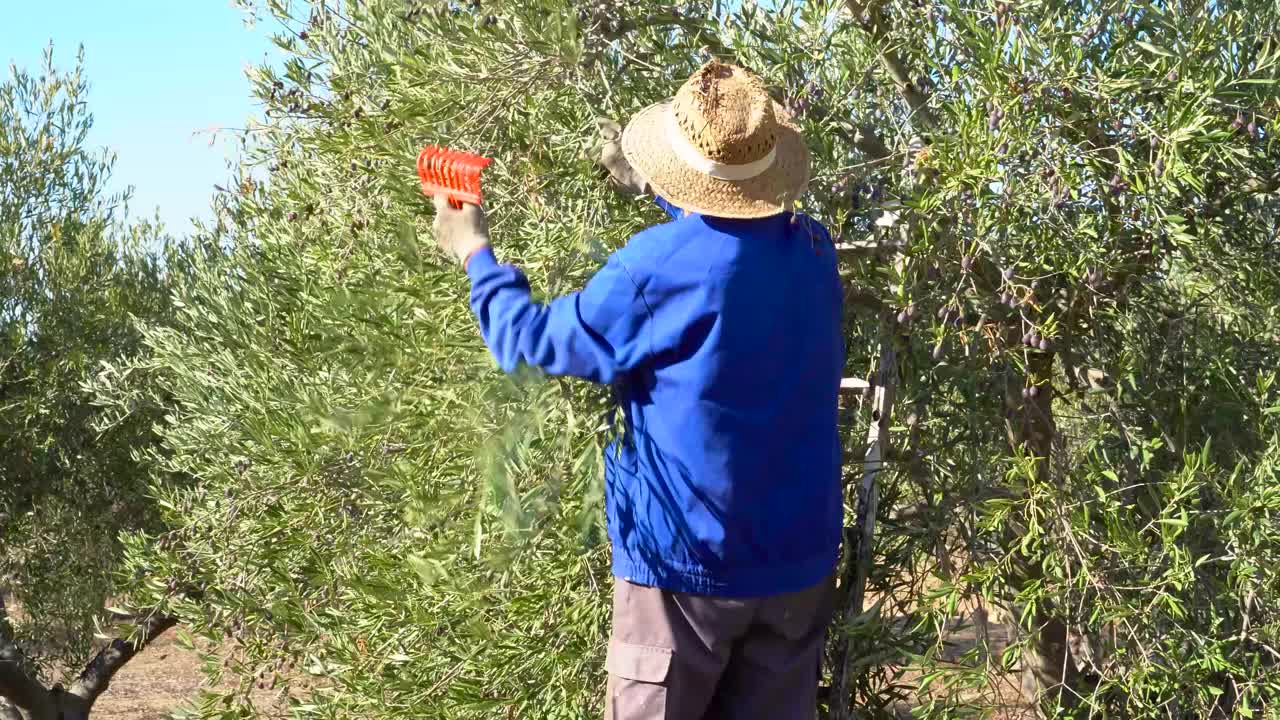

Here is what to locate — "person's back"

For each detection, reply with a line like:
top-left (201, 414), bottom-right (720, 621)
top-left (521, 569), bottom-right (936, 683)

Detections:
top-left (432, 61), bottom-right (845, 720)
top-left (603, 203), bottom-right (843, 598)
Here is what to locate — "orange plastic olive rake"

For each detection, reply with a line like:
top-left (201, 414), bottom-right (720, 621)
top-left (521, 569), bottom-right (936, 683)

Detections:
top-left (416, 145), bottom-right (492, 208)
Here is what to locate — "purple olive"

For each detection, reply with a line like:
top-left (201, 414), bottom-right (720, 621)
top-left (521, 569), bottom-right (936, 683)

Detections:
top-left (1247, 121), bottom-right (1259, 138)
top-left (933, 343), bottom-right (945, 361)
top-left (1166, 69), bottom-right (1179, 83)
top-left (1028, 385), bottom-right (1041, 398)
top-left (1038, 338), bottom-right (1050, 351)
top-left (1154, 158), bottom-right (1165, 176)
top-left (1000, 292), bottom-right (1012, 306)
top-left (897, 310), bottom-right (910, 325)
top-left (997, 141), bottom-right (1010, 155)
top-left (287, 211), bottom-right (298, 221)
top-left (1233, 114), bottom-right (1246, 131)
top-left (1021, 331), bottom-right (1033, 345)
top-left (1002, 267), bottom-right (1015, 281)
top-left (961, 255), bottom-right (974, 272)
top-left (1021, 387), bottom-right (1031, 399)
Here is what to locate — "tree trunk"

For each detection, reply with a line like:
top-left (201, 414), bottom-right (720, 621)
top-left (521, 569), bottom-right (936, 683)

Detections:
top-left (1006, 352), bottom-right (1080, 711)
top-left (0, 606), bottom-right (175, 720)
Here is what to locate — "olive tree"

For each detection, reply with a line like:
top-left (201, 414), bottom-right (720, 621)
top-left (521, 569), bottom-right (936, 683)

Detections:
top-left (0, 50), bottom-right (183, 719)
top-left (821, 1), bottom-right (1280, 714)
top-left (105, 1), bottom-right (1280, 718)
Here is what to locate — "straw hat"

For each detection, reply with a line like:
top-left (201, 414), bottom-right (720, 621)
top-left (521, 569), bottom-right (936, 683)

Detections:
top-left (621, 61), bottom-right (810, 219)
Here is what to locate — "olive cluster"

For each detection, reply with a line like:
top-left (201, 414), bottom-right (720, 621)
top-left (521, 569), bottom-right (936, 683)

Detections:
top-left (789, 80), bottom-right (824, 117)
top-left (268, 80), bottom-right (303, 112)
top-left (578, 0), bottom-right (635, 39)
top-left (829, 176), bottom-right (884, 211)
top-left (1020, 330), bottom-right (1051, 353)
top-left (986, 100), bottom-right (1005, 132)
top-left (402, 0), bottom-right (493, 23)
top-left (1231, 112), bottom-right (1263, 140)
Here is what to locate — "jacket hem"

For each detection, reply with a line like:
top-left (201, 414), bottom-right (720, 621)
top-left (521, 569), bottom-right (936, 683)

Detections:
top-left (610, 548), bottom-right (839, 599)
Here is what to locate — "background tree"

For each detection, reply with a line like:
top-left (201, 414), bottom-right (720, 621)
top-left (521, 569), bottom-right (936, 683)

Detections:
top-left (102, 1), bottom-right (1280, 718)
top-left (822, 1), bottom-right (1280, 713)
top-left (0, 50), bottom-right (181, 720)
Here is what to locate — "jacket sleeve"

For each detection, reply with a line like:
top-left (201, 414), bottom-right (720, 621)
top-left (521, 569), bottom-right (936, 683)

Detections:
top-left (465, 247), bottom-right (653, 384)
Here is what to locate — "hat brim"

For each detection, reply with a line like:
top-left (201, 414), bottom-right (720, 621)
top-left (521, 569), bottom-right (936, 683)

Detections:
top-left (620, 100), bottom-right (811, 220)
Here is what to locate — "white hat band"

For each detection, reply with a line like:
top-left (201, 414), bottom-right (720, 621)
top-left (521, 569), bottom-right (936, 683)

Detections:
top-left (666, 106), bottom-right (777, 181)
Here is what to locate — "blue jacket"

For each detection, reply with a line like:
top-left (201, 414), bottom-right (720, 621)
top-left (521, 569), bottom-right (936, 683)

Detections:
top-left (465, 197), bottom-right (844, 597)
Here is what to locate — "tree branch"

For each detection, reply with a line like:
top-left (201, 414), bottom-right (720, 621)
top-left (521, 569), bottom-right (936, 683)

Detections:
top-left (69, 612), bottom-right (177, 706)
top-left (840, 279), bottom-right (887, 313)
top-left (1201, 171), bottom-right (1280, 220)
top-left (0, 643), bottom-right (54, 720)
top-left (845, 0), bottom-right (936, 129)
top-left (850, 123), bottom-right (892, 161)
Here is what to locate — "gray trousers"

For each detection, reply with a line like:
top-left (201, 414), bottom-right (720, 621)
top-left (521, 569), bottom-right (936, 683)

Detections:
top-left (604, 574), bottom-right (836, 720)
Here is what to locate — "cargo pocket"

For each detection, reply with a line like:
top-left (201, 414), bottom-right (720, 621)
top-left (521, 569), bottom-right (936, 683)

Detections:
top-left (605, 640), bottom-right (671, 720)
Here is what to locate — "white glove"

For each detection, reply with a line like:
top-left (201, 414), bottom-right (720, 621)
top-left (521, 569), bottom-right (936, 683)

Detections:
top-left (432, 194), bottom-right (490, 267)
top-left (596, 118), bottom-right (649, 195)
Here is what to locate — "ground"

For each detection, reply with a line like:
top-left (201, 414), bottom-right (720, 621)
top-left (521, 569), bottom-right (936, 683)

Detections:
top-left (92, 628), bottom-right (204, 720)
top-left (85, 614), bottom-right (1028, 719)
top-left (90, 627), bottom-right (297, 720)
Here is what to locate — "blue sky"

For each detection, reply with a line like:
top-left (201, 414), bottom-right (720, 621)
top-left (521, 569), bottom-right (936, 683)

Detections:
top-left (4, 2), bottom-right (278, 236)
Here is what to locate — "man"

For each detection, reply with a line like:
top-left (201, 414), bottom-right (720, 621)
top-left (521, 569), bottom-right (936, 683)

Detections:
top-left (432, 61), bottom-right (845, 719)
